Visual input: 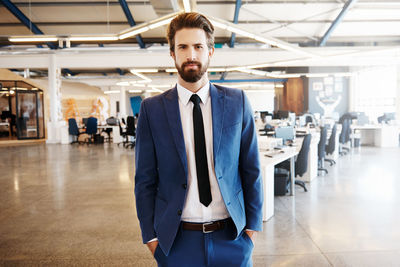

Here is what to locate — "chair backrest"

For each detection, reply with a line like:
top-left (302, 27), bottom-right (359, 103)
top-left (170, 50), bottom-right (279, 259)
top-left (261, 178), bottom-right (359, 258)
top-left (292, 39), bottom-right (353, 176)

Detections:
top-left (318, 126), bottom-right (328, 160)
top-left (82, 117), bottom-right (89, 127)
top-left (86, 117), bottom-right (98, 134)
top-left (126, 116), bottom-right (135, 136)
top-left (305, 115), bottom-right (313, 124)
top-left (295, 134), bottom-right (312, 177)
top-left (326, 123), bottom-right (337, 155)
top-left (339, 119), bottom-right (350, 144)
top-left (68, 118), bottom-right (79, 136)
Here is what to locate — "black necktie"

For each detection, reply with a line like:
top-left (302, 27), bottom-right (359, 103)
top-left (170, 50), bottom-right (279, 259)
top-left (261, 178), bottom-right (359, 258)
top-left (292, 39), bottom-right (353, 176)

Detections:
top-left (190, 94), bottom-right (212, 207)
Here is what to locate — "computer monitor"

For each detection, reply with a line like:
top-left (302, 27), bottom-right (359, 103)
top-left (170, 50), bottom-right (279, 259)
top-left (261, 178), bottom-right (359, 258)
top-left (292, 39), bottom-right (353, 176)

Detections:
top-left (273, 110), bottom-right (289, 120)
top-left (275, 126), bottom-right (295, 144)
top-left (288, 112), bottom-right (296, 126)
top-left (298, 115), bottom-right (306, 127)
top-left (82, 117), bottom-right (89, 126)
top-left (357, 112), bottom-right (369, 125)
top-left (384, 112), bottom-right (396, 121)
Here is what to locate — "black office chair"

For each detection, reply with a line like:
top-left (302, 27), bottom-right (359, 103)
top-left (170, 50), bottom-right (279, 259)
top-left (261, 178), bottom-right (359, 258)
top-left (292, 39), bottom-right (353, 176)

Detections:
top-left (275, 134), bottom-right (312, 192)
top-left (117, 118), bottom-right (128, 147)
top-left (125, 116), bottom-right (136, 149)
top-left (339, 118), bottom-right (351, 155)
top-left (325, 123), bottom-right (337, 166)
top-left (318, 126), bottom-right (328, 174)
top-left (85, 117), bottom-right (98, 144)
top-left (68, 118), bottom-right (83, 144)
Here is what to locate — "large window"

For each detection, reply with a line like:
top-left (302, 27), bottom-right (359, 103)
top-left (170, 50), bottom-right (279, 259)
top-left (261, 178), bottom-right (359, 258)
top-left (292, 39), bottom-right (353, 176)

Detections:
top-left (352, 66), bottom-right (397, 122)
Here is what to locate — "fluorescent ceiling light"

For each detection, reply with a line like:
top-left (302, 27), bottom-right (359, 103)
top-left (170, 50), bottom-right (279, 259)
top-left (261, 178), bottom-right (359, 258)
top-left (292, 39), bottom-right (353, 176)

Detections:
top-left (119, 27), bottom-right (149, 40)
top-left (148, 18), bottom-right (173, 29)
top-left (208, 19), bottom-right (228, 30)
top-left (166, 68), bottom-right (226, 73)
top-left (130, 70), bottom-right (152, 82)
top-left (275, 84), bottom-right (284, 88)
top-left (119, 12), bottom-right (181, 40)
top-left (305, 73), bottom-right (329, 78)
top-left (69, 36), bottom-right (118, 41)
top-left (236, 68), bottom-right (269, 76)
top-left (208, 68), bottom-right (227, 72)
top-left (116, 82), bottom-right (130, 86)
top-left (208, 15), bottom-right (320, 58)
top-left (166, 69), bottom-right (178, 73)
top-left (148, 84), bottom-right (173, 88)
top-left (104, 90), bottom-right (120, 94)
top-left (9, 36), bottom-right (58, 42)
top-left (147, 88), bottom-right (163, 93)
top-left (129, 90), bottom-right (143, 93)
top-left (131, 69), bottom-right (158, 73)
top-left (129, 83), bottom-right (146, 87)
top-left (183, 0), bottom-right (191, 12)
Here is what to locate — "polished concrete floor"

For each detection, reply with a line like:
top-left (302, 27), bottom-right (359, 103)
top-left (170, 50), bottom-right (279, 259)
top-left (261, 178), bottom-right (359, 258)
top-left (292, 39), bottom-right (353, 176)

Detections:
top-left (0, 144), bottom-right (400, 266)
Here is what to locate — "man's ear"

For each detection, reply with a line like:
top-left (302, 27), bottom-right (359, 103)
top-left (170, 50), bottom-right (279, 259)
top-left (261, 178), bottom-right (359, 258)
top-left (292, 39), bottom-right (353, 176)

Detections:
top-left (208, 46), bottom-right (215, 58)
top-left (170, 50), bottom-right (175, 60)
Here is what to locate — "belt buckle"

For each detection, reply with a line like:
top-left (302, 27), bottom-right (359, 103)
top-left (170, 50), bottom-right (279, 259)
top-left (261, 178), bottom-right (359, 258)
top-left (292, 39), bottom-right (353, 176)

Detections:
top-left (202, 222), bottom-right (214, 233)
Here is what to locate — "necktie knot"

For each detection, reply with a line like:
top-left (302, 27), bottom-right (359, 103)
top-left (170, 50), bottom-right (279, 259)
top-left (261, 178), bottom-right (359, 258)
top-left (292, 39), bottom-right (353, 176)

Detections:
top-left (190, 94), bottom-right (201, 106)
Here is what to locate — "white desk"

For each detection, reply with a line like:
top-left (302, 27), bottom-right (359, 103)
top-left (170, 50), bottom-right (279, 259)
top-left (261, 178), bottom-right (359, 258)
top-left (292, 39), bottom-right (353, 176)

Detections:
top-left (259, 147), bottom-right (298, 221)
top-left (351, 125), bottom-right (400, 147)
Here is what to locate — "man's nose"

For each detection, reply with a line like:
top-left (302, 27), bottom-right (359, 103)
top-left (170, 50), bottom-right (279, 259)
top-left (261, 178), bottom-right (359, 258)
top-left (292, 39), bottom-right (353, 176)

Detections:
top-left (186, 47), bottom-right (197, 61)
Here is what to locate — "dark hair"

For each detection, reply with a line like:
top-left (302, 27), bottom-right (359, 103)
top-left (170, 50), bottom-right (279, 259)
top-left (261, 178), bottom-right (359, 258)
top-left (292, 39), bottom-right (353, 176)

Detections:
top-left (167, 12), bottom-right (214, 53)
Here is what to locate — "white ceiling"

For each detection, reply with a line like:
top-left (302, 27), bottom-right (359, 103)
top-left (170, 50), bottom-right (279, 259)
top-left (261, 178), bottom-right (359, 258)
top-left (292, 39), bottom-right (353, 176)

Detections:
top-left (0, 0), bottom-right (399, 89)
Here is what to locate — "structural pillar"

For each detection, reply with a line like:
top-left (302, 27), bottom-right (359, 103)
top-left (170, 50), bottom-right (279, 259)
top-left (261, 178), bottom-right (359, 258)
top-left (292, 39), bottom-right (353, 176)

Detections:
top-left (119, 86), bottom-right (127, 120)
top-left (47, 54), bottom-right (63, 143)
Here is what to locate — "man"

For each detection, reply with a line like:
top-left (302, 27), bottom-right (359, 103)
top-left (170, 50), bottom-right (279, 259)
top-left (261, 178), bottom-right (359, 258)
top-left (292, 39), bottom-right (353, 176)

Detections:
top-left (135, 12), bottom-right (263, 267)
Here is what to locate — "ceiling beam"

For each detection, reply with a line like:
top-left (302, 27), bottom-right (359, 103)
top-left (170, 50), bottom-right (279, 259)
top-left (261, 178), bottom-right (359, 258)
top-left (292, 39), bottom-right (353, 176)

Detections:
top-left (319, 0), bottom-right (358, 46)
top-left (1, 0), bottom-right (56, 49)
top-left (118, 0), bottom-right (146, 49)
top-left (228, 0), bottom-right (241, 48)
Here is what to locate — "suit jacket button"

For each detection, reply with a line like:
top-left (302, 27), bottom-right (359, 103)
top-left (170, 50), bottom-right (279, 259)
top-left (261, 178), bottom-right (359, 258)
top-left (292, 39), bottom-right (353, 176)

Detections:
top-left (178, 210), bottom-right (182, 215)
top-left (182, 184), bottom-right (187, 189)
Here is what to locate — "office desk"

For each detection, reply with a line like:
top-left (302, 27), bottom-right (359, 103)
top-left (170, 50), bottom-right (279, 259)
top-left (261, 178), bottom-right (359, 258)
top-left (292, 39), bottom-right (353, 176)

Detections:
top-left (259, 147), bottom-right (298, 221)
top-left (351, 125), bottom-right (400, 147)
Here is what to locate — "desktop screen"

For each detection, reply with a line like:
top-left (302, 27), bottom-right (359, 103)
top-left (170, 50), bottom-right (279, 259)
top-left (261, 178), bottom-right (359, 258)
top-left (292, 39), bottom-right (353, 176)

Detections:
top-left (275, 126), bottom-right (295, 144)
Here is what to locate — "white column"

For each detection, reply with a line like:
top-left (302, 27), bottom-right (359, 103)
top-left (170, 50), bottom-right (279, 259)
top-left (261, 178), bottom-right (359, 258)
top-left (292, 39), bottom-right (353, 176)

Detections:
top-left (396, 66), bottom-right (400, 121)
top-left (23, 68), bottom-right (30, 78)
top-left (47, 54), bottom-right (63, 144)
top-left (119, 86), bottom-right (127, 119)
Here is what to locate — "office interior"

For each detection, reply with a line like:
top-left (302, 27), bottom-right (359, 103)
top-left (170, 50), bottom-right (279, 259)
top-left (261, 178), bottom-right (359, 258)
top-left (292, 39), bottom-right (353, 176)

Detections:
top-left (0, 1), bottom-right (400, 266)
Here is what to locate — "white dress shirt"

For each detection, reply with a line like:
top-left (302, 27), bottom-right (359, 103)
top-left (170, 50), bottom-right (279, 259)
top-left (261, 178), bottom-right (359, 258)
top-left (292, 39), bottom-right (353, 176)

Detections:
top-left (177, 82), bottom-right (230, 223)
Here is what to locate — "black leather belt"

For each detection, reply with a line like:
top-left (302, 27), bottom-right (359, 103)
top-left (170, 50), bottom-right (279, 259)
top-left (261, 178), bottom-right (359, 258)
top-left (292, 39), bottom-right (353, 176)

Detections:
top-left (182, 218), bottom-right (231, 233)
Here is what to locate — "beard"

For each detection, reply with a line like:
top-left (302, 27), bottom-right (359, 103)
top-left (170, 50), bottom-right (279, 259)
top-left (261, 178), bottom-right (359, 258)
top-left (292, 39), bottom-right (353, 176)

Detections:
top-left (176, 59), bottom-right (209, 83)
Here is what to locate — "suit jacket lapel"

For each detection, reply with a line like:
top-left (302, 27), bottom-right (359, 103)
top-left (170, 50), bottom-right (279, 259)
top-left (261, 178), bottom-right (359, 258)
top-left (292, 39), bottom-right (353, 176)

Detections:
top-left (210, 83), bottom-right (225, 159)
top-left (162, 87), bottom-right (188, 175)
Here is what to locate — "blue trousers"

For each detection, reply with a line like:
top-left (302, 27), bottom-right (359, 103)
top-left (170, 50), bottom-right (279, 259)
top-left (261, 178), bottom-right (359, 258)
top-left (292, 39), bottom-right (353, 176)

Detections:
top-left (154, 220), bottom-right (254, 267)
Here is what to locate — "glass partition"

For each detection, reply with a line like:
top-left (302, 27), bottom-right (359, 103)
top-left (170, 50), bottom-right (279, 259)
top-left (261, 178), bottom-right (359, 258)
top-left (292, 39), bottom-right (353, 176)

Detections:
top-left (0, 80), bottom-right (45, 140)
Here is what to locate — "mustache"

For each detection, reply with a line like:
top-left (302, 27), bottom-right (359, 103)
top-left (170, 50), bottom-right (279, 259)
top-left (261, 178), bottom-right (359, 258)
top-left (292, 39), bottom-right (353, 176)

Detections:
top-left (182, 61), bottom-right (201, 68)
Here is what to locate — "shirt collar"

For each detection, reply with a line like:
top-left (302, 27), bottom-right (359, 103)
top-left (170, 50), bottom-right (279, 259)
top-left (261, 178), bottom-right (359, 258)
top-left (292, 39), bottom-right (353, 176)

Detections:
top-left (177, 82), bottom-right (210, 106)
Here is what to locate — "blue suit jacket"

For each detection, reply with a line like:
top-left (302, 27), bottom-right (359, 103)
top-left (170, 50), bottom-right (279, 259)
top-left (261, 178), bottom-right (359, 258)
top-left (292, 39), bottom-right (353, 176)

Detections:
top-left (134, 83), bottom-right (263, 256)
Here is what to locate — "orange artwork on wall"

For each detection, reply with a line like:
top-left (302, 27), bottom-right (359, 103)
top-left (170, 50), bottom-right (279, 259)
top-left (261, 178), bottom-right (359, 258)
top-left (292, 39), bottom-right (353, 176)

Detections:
top-left (64, 98), bottom-right (81, 123)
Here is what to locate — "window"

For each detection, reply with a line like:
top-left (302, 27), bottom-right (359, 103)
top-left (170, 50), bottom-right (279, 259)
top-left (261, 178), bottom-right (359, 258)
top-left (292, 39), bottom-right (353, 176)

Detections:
top-left (353, 66), bottom-right (397, 122)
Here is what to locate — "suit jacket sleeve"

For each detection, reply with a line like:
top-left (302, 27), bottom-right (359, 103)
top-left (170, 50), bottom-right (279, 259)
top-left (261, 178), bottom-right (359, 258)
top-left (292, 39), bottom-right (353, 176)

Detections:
top-left (134, 100), bottom-right (158, 243)
top-left (239, 90), bottom-right (263, 231)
